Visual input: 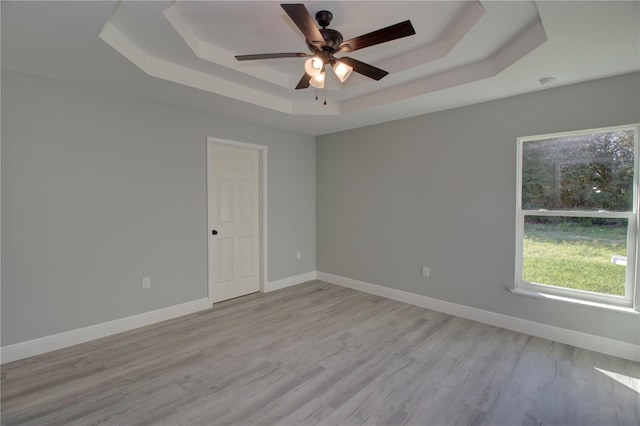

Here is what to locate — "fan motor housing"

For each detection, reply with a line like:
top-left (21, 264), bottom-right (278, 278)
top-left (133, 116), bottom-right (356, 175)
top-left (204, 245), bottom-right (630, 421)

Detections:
top-left (307, 28), bottom-right (343, 53)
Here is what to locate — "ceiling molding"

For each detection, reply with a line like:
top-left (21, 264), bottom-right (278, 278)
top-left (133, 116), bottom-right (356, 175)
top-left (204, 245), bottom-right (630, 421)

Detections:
top-left (341, 17), bottom-right (547, 113)
top-left (164, 5), bottom-right (290, 88)
top-left (378, 1), bottom-right (485, 73)
top-left (99, 22), bottom-right (296, 114)
top-left (101, 0), bottom-right (548, 116)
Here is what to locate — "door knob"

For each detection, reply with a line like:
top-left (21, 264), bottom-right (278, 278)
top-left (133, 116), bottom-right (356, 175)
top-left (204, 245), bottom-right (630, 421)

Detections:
top-left (211, 229), bottom-right (218, 235)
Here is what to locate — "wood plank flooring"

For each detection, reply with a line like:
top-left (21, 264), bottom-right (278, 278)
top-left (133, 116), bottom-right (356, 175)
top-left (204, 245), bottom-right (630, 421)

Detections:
top-left (2, 281), bottom-right (639, 425)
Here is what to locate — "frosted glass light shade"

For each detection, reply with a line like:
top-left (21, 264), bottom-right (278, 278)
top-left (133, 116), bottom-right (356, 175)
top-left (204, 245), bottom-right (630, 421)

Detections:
top-left (333, 61), bottom-right (353, 83)
top-left (304, 57), bottom-right (323, 77)
top-left (309, 72), bottom-right (325, 88)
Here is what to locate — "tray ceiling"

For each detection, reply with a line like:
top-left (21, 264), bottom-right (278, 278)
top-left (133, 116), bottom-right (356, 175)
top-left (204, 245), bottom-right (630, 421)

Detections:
top-left (2, 1), bottom-right (639, 135)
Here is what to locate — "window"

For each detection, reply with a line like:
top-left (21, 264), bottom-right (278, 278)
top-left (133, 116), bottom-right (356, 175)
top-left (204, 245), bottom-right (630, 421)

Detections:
top-left (515, 125), bottom-right (639, 309)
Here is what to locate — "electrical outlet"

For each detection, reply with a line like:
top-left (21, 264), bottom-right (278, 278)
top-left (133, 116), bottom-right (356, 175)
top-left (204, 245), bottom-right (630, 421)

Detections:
top-left (142, 276), bottom-right (151, 289)
top-left (296, 250), bottom-right (302, 260)
top-left (421, 267), bottom-right (430, 278)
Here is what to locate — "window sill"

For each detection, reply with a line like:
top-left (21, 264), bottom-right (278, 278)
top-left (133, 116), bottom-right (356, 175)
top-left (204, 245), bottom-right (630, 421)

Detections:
top-left (509, 288), bottom-right (639, 315)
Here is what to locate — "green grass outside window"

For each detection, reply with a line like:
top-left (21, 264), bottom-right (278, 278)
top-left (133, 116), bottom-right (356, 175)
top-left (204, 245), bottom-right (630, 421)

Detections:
top-left (522, 223), bottom-right (626, 296)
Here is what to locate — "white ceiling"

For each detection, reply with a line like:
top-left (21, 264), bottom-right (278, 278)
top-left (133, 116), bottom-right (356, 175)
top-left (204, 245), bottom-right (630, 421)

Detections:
top-left (2, 1), bottom-right (639, 136)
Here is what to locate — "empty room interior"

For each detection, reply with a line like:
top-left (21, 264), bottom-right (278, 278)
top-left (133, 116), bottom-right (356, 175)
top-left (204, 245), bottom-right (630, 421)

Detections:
top-left (2, 1), bottom-right (639, 425)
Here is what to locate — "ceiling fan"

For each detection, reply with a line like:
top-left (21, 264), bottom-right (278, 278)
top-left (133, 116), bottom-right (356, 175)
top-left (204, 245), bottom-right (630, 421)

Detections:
top-left (235, 3), bottom-right (416, 90)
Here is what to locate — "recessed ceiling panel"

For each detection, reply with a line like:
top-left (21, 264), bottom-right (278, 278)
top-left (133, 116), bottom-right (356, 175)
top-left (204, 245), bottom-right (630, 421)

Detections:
top-left (102, 0), bottom-right (550, 113)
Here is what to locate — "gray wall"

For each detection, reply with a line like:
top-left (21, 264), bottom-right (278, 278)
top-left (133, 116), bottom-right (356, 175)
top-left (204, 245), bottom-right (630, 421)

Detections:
top-left (317, 72), bottom-right (640, 345)
top-left (2, 70), bottom-right (316, 346)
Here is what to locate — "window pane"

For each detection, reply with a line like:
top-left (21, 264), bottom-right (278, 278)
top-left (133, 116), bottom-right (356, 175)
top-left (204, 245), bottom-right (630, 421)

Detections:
top-left (522, 130), bottom-right (635, 211)
top-left (522, 216), bottom-right (627, 296)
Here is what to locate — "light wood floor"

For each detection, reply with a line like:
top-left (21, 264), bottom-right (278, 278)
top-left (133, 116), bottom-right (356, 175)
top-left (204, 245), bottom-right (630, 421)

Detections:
top-left (2, 281), bottom-right (638, 425)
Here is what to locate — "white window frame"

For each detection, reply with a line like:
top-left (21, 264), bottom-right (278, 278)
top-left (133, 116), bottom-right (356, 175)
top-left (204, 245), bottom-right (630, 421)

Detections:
top-left (515, 124), bottom-right (640, 310)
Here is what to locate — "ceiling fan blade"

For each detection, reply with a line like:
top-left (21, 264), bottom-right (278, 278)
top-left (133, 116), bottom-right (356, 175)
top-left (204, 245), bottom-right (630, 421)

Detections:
top-left (235, 52), bottom-right (310, 61)
top-left (339, 20), bottom-right (415, 52)
top-left (281, 4), bottom-right (325, 47)
top-left (337, 57), bottom-right (389, 81)
top-left (295, 73), bottom-right (311, 89)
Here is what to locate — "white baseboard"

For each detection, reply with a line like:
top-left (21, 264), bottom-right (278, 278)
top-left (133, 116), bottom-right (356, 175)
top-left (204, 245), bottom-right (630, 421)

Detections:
top-left (317, 272), bottom-right (640, 362)
top-left (1, 298), bottom-right (211, 364)
top-left (6, 274), bottom-right (636, 363)
top-left (265, 271), bottom-right (317, 293)
top-left (2, 271), bottom-right (319, 364)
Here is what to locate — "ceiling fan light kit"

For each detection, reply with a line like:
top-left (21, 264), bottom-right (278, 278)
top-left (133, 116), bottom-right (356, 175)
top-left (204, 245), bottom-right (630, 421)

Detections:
top-left (304, 57), bottom-right (324, 77)
top-left (333, 61), bottom-right (353, 83)
top-left (309, 72), bottom-right (326, 88)
top-left (235, 3), bottom-right (416, 97)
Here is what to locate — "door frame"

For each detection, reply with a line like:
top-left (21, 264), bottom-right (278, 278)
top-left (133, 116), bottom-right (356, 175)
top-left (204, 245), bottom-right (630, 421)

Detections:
top-left (206, 136), bottom-right (268, 305)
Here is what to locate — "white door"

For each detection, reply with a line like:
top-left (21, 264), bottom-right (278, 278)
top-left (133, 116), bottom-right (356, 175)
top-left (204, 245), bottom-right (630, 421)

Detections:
top-left (209, 144), bottom-right (260, 303)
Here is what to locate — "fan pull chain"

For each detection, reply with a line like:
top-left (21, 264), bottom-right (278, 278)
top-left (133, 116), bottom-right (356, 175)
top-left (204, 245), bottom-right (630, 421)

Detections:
top-left (323, 86), bottom-right (327, 106)
top-left (315, 85), bottom-right (318, 101)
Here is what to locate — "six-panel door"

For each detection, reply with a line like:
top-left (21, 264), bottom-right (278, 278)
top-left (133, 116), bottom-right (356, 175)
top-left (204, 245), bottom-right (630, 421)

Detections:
top-left (210, 144), bottom-right (260, 303)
